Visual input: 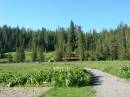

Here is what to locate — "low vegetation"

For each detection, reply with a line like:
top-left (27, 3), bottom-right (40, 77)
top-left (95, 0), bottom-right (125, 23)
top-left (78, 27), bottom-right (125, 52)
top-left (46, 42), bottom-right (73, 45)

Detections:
top-left (0, 66), bottom-right (91, 87)
top-left (0, 61), bottom-right (130, 97)
top-left (40, 86), bottom-right (95, 97)
top-left (119, 65), bottom-right (130, 78)
top-left (82, 61), bottom-right (130, 81)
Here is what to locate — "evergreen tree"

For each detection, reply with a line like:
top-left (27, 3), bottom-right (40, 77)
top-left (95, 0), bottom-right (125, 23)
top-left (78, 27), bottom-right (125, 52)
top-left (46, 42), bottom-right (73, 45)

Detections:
top-left (32, 34), bottom-right (37, 62)
top-left (15, 47), bottom-right (20, 62)
top-left (0, 22), bottom-right (130, 61)
top-left (37, 49), bottom-right (44, 62)
top-left (111, 42), bottom-right (118, 60)
top-left (7, 54), bottom-right (13, 62)
top-left (66, 21), bottom-right (76, 56)
top-left (20, 47), bottom-right (25, 62)
top-left (56, 28), bottom-right (66, 52)
top-left (32, 48), bottom-right (37, 62)
top-left (15, 47), bottom-right (25, 62)
top-left (77, 26), bottom-right (85, 61)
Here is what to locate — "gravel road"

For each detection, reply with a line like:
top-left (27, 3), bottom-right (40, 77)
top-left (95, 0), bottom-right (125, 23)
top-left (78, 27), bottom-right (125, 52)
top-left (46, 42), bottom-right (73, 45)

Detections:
top-left (0, 87), bottom-right (50, 97)
top-left (87, 68), bottom-right (130, 97)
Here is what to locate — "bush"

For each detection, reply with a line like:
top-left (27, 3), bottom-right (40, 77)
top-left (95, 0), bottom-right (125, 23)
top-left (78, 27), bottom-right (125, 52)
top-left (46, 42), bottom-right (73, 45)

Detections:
top-left (119, 65), bottom-right (130, 78)
top-left (55, 50), bottom-right (64, 61)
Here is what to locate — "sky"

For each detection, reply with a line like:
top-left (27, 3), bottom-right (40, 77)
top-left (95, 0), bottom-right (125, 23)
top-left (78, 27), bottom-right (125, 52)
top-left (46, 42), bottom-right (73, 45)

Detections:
top-left (0, 0), bottom-right (130, 32)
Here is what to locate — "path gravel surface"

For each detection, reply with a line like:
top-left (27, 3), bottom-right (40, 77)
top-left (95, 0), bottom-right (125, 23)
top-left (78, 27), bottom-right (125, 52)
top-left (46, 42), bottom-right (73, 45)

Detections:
top-left (0, 87), bottom-right (50, 97)
top-left (87, 68), bottom-right (130, 97)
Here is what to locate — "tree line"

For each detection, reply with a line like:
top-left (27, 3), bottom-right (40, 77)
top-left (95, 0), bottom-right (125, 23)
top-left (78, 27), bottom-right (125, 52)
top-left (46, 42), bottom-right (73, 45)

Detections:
top-left (0, 21), bottom-right (130, 62)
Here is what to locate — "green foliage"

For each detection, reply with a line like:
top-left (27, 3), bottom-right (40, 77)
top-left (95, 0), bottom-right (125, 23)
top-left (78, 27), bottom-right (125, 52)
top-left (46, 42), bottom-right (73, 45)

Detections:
top-left (55, 50), bottom-right (64, 61)
top-left (0, 61), bottom-right (130, 84)
top-left (66, 21), bottom-right (76, 56)
top-left (1, 22), bottom-right (130, 61)
top-left (20, 48), bottom-right (25, 62)
top-left (56, 28), bottom-right (66, 51)
top-left (44, 52), bottom-right (56, 62)
top-left (0, 67), bottom-right (91, 87)
top-left (15, 47), bottom-right (25, 62)
top-left (0, 48), bottom-right (4, 58)
top-left (32, 49), bottom-right (37, 62)
top-left (37, 49), bottom-right (44, 62)
top-left (82, 61), bottom-right (130, 80)
top-left (32, 35), bottom-right (37, 62)
top-left (41, 86), bottom-right (95, 97)
top-left (7, 54), bottom-right (13, 62)
top-left (15, 48), bottom-right (20, 62)
top-left (119, 65), bottom-right (130, 78)
top-left (77, 26), bottom-right (85, 61)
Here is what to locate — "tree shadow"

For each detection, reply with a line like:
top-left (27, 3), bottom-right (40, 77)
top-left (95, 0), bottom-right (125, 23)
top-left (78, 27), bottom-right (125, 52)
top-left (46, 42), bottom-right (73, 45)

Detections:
top-left (84, 70), bottom-right (103, 86)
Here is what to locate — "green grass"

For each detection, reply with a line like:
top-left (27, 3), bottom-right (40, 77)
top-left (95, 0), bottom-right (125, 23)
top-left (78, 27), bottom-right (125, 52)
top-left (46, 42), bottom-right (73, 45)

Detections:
top-left (53, 61), bottom-right (130, 81)
top-left (0, 61), bottom-right (130, 97)
top-left (40, 86), bottom-right (95, 97)
top-left (6, 51), bottom-right (56, 62)
top-left (0, 62), bottom-right (74, 73)
top-left (83, 61), bottom-right (130, 81)
top-left (38, 61), bottom-right (130, 97)
top-left (0, 62), bottom-right (94, 97)
top-left (0, 61), bottom-right (130, 80)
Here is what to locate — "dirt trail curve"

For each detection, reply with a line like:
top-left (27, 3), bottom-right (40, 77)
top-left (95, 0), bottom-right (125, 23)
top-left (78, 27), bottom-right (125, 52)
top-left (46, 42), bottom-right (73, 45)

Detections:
top-left (0, 87), bottom-right (50, 97)
top-left (86, 68), bottom-right (130, 97)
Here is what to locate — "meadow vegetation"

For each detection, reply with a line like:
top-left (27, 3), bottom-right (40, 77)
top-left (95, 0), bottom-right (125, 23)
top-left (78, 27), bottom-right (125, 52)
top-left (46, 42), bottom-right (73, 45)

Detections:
top-left (0, 66), bottom-right (91, 87)
top-left (40, 86), bottom-right (95, 97)
top-left (0, 61), bottom-right (130, 97)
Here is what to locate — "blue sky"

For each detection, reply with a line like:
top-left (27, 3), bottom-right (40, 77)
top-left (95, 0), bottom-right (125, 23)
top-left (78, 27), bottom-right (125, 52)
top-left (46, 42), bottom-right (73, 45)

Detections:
top-left (0, 0), bottom-right (130, 31)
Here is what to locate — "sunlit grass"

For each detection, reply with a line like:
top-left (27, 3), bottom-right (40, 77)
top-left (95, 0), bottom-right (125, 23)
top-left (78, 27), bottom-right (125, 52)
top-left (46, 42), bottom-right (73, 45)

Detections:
top-left (40, 86), bottom-right (95, 97)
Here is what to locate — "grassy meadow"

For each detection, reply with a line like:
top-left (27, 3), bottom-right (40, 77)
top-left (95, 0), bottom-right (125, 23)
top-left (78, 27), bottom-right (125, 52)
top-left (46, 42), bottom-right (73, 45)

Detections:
top-left (0, 61), bottom-right (130, 82)
top-left (0, 61), bottom-right (130, 97)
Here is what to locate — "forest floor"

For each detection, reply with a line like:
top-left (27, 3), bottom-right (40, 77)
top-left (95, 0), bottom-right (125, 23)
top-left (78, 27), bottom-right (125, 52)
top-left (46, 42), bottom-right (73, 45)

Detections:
top-left (87, 68), bottom-right (130, 97)
top-left (0, 87), bottom-right (51, 97)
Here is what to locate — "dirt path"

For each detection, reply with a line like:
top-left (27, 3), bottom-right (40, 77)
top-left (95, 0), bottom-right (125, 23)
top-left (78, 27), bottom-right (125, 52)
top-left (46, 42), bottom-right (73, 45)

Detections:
top-left (87, 68), bottom-right (130, 97)
top-left (0, 87), bottom-right (50, 97)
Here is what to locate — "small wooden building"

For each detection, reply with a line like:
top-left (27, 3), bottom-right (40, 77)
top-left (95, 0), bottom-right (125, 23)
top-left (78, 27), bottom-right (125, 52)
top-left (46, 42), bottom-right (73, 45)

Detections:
top-left (62, 56), bottom-right (80, 61)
